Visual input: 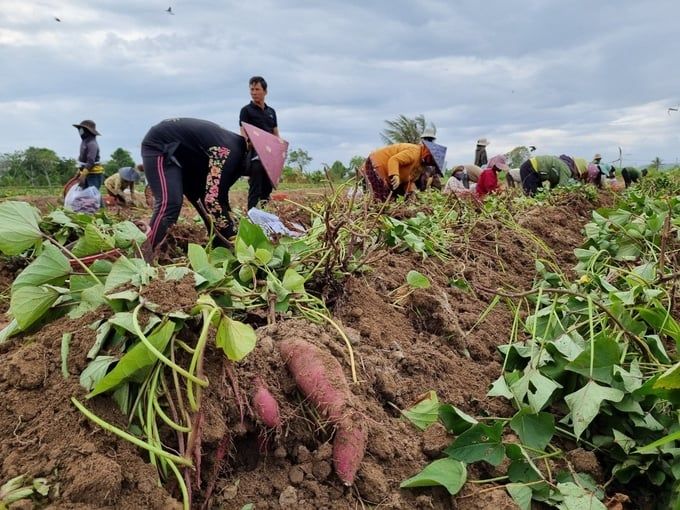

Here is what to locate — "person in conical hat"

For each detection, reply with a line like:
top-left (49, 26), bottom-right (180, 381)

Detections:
top-left (361, 140), bottom-right (445, 201)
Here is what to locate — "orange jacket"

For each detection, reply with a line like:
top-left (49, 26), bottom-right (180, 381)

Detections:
top-left (369, 143), bottom-right (424, 192)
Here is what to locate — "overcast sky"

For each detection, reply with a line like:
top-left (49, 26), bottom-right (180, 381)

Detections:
top-left (1, 0), bottom-right (679, 170)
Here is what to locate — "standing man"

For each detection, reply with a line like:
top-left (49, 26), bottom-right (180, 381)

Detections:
top-left (239, 76), bottom-right (279, 210)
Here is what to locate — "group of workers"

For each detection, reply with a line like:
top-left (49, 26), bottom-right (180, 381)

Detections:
top-left (70, 76), bottom-right (649, 261)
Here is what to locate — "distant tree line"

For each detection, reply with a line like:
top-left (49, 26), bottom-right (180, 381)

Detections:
top-left (0, 147), bottom-right (137, 187)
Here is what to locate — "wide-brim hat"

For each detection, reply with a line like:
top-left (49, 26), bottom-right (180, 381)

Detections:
top-left (242, 122), bottom-right (289, 187)
top-left (422, 140), bottom-right (447, 173)
top-left (593, 153), bottom-right (602, 160)
top-left (476, 138), bottom-right (489, 146)
top-left (73, 119), bottom-right (101, 136)
top-left (488, 154), bottom-right (510, 171)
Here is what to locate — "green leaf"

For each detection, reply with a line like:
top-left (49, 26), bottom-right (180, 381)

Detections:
top-left (80, 355), bottom-right (118, 391)
top-left (215, 316), bottom-right (256, 362)
top-left (565, 335), bottom-right (620, 384)
top-left (0, 201), bottom-right (43, 255)
top-left (88, 321), bottom-right (176, 397)
top-left (549, 333), bottom-right (585, 362)
top-left (108, 311), bottom-right (161, 336)
top-left (69, 283), bottom-right (106, 318)
top-left (487, 374), bottom-right (514, 399)
top-left (88, 322), bottom-right (112, 359)
top-left (637, 307), bottom-right (680, 347)
top-left (9, 285), bottom-right (60, 330)
top-left (71, 223), bottom-right (115, 257)
top-left (61, 332), bottom-right (72, 378)
top-left (187, 242), bottom-right (208, 269)
top-left (509, 408), bottom-right (555, 451)
top-left (564, 380), bottom-right (624, 439)
top-left (401, 391), bottom-right (440, 430)
top-left (255, 247), bottom-right (273, 265)
top-left (612, 361), bottom-right (643, 392)
top-left (438, 404), bottom-right (478, 435)
top-left (638, 429), bottom-right (680, 453)
top-left (631, 412), bottom-right (664, 431)
top-left (510, 368), bottom-right (562, 413)
top-left (556, 481), bottom-right (607, 510)
top-left (613, 429), bottom-right (635, 454)
top-left (282, 268), bottom-right (305, 293)
top-left (112, 221), bottom-right (146, 248)
top-left (12, 243), bottom-right (71, 290)
top-left (400, 458), bottom-right (467, 495)
top-left (506, 483), bottom-right (532, 510)
top-left (655, 361), bottom-right (680, 389)
top-left (104, 257), bottom-right (156, 292)
top-left (237, 218), bottom-right (271, 250)
top-left (406, 270), bottom-right (430, 289)
top-left (445, 421), bottom-right (505, 466)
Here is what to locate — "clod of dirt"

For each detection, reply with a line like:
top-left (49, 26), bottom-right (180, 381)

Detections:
top-left (63, 453), bottom-right (123, 505)
top-left (422, 422), bottom-right (452, 458)
top-left (567, 447), bottom-right (604, 483)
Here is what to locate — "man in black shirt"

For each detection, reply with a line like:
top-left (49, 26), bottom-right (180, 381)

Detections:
top-left (239, 76), bottom-right (279, 209)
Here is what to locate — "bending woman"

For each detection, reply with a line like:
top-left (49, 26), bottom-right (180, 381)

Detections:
top-left (141, 118), bottom-right (247, 259)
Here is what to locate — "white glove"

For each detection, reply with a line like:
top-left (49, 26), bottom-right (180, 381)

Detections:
top-left (389, 174), bottom-right (400, 190)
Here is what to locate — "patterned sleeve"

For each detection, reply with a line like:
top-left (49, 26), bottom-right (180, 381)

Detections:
top-left (204, 146), bottom-right (232, 231)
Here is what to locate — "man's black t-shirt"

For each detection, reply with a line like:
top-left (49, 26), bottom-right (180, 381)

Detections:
top-left (239, 102), bottom-right (277, 133)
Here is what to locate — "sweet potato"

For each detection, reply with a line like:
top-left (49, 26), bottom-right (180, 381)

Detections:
top-left (333, 413), bottom-right (367, 485)
top-left (251, 376), bottom-right (281, 428)
top-left (278, 339), bottom-right (349, 423)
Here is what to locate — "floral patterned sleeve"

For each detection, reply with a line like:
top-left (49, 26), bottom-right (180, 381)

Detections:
top-left (204, 146), bottom-right (232, 230)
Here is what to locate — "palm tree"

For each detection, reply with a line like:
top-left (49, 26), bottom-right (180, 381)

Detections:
top-left (380, 115), bottom-right (432, 144)
top-left (651, 157), bottom-right (662, 171)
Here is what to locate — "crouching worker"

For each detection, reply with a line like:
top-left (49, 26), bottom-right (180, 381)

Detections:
top-left (519, 155), bottom-right (572, 195)
top-left (104, 164), bottom-right (145, 205)
top-left (141, 118), bottom-right (248, 261)
top-left (477, 155), bottom-right (510, 198)
top-left (361, 140), bottom-right (446, 200)
top-left (621, 167), bottom-right (647, 188)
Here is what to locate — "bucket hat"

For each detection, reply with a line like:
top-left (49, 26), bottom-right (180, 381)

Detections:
top-left (73, 120), bottom-right (101, 136)
top-left (420, 124), bottom-right (437, 141)
top-left (476, 138), bottom-right (489, 146)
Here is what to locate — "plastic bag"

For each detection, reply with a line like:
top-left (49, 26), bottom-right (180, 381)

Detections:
top-left (247, 207), bottom-right (305, 239)
top-left (64, 184), bottom-right (101, 213)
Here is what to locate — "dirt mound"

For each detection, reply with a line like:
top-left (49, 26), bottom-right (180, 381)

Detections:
top-left (0, 312), bottom-right (179, 509)
top-left (0, 194), bottom-right (602, 509)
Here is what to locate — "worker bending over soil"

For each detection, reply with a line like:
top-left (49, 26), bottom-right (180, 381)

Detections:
top-left (519, 155), bottom-right (572, 195)
top-left (140, 118), bottom-right (248, 260)
top-left (104, 164), bottom-right (145, 205)
top-left (361, 140), bottom-right (446, 201)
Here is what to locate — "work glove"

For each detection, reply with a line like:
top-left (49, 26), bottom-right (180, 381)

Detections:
top-left (389, 174), bottom-right (400, 190)
top-left (78, 171), bottom-right (88, 187)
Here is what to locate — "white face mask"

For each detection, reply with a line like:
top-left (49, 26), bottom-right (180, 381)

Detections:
top-left (78, 127), bottom-right (85, 136)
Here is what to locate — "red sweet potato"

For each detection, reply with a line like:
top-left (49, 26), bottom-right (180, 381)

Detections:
top-left (251, 376), bottom-right (281, 428)
top-left (333, 413), bottom-right (367, 486)
top-left (278, 339), bottom-right (349, 423)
